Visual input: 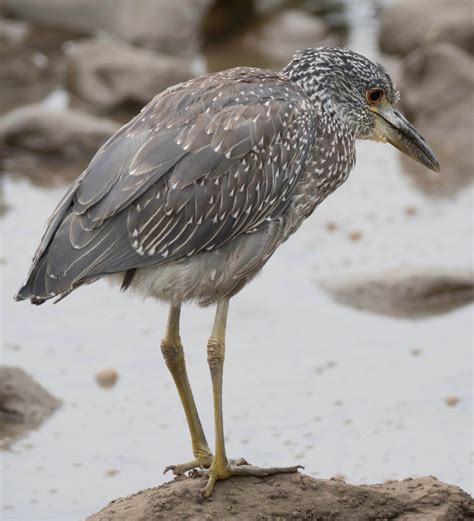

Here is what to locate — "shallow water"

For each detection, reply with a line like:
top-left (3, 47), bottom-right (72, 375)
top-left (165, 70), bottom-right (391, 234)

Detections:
top-left (1, 2), bottom-right (473, 520)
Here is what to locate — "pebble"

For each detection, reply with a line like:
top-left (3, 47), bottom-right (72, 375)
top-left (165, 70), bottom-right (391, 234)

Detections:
top-left (105, 469), bottom-right (120, 477)
top-left (444, 396), bottom-right (460, 407)
top-left (348, 230), bottom-right (363, 241)
top-left (404, 206), bottom-right (418, 216)
top-left (95, 368), bottom-right (119, 389)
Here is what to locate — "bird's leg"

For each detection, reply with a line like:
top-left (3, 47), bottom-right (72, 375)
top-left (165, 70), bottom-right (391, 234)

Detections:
top-left (200, 298), bottom-right (302, 497)
top-left (202, 298), bottom-right (230, 492)
top-left (160, 304), bottom-right (213, 475)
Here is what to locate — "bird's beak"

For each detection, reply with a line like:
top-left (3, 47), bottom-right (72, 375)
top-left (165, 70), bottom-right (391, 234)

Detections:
top-left (370, 103), bottom-right (440, 172)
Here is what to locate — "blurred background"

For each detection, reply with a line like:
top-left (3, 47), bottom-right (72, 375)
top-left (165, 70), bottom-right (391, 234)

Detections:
top-left (1, 0), bottom-right (473, 519)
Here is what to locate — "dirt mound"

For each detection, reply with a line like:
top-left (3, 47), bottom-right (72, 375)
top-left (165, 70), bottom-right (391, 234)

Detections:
top-left (87, 473), bottom-right (473, 520)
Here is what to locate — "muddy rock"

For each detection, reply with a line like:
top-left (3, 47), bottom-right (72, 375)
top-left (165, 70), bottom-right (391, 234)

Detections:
top-left (398, 43), bottom-right (474, 196)
top-left (0, 105), bottom-right (119, 157)
top-left (0, 18), bottom-right (58, 113)
top-left (0, 17), bottom-right (30, 46)
top-left (105, 0), bottom-right (213, 56)
top-left (65, 39), bottom-right (195, 111)
top-left (0, 366), bottom-right (61, 447)
top-left (5, 0), bottom-right (214, 56)
top-left (401, 44), bottom-right (474, 121)
top-left (4, 0), bottom-right (111, 35)
top-left (379, 0), bottom-right (474, 57)
top-left (86, 473), bottom-right (474, 520)
top-left (203, 0), bottom-right (254, 42)
top-left (244, 9), bottom-right (329, 65)
top-left (320, 268), bottom-right (474, 318)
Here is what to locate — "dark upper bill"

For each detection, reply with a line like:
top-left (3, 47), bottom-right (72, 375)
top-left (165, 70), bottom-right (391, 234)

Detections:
top-left (371, 104), bottom-right (440, 172)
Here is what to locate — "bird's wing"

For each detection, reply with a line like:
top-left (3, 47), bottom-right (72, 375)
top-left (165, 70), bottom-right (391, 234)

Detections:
top-left (18, 68), bottom-right (316, 300)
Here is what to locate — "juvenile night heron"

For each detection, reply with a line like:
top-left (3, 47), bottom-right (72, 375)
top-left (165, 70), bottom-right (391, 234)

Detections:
top-left (16, 48), bottom-right (439, 496)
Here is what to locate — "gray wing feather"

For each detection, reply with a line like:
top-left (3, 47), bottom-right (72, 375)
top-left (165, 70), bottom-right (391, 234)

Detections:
top-left (16, 68), bottom-right (316, 301)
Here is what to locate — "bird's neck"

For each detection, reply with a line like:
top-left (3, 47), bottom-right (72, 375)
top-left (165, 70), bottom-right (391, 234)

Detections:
top-left (285, 98), bottom-right (357, 231)
top-left (281, 56), bottom-right (360, 138)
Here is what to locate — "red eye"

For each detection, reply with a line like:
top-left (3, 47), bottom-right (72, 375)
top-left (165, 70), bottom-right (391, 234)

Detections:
top-left (367, 88), bottom-right (384, 105)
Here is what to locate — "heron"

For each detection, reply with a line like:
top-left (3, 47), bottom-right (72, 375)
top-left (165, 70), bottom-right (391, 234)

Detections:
top-left (16, 47), bottom-right (439, 497)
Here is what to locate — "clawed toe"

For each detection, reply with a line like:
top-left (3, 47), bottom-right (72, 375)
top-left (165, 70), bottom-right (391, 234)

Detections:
top-left (199, 462), bottom-right (304, 497)
top-left (163, 454), bottom-right (213, 476)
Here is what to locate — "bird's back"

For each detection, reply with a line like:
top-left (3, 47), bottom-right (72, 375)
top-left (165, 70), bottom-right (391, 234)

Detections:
top-left (16, 67), bottom-right (317, 304)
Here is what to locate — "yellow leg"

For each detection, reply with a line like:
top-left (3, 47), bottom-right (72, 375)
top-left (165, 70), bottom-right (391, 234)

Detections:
top-left (203, 298), bottom-right (230, 489)
top-left (200, 298), bottom-right (302, 497)
top-left (160, 304), bottom-right (212, 475)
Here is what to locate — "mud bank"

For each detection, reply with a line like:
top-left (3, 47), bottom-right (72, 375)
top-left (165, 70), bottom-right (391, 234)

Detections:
top-left (87, 473), bottom-right (473, 521)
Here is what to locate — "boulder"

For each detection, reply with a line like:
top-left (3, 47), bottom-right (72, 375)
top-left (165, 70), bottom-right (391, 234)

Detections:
top-left (0, 18), bottom-right (58, 113)
top-left (0, 366), bottom-right (61, 448)
top-left (86, 473), bottom-right (474, 520)
top-left (0, 105), bottom-right (119, 157)
top-left (65, 39), bottom-right (196, 111)
top-left (243, 9), bottom-right (329, 65)
top-left (398, 43), bottom-right (474, 195)
top-left (4, 0), bottom-right (214, 56)
top-left (320, 267), bottom-right (474, 318)
top-left (0, 17), bottom-right (29, 46)
top-left (379, 0), bottom-right (474, 57)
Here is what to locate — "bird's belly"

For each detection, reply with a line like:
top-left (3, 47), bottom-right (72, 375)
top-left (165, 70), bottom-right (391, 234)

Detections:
top-left (107, 228), bottom-right (274, 306)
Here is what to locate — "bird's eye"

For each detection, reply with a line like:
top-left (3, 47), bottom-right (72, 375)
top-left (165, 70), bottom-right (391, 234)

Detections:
top-left (366, 88), bottom-right (384, 105)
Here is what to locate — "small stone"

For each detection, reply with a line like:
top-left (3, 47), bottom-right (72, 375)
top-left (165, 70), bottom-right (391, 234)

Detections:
top-left (348, 230), bottom-right (363, 241)
top-left (95, 368), bottom-right (119, 389)
top-left (326, 221), bottom-right (337, 231)
top-left (105, 469), bottom-right (120, 477)
top-left (410, 348), bottom-right (423, 356)
top-left (444, 396), bottom-right (460, 407)
top-left (404, 206), bottom-right (417, 216)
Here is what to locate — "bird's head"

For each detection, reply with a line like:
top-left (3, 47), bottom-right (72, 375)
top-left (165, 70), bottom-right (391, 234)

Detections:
top-left (282, 47), bottom-right (440, 172)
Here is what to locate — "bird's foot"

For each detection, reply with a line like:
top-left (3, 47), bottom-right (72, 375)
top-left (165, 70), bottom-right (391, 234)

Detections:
top-left (193, 459), bottom-right (304, 497)
top-left (163, 451), bottom-right (214, 476)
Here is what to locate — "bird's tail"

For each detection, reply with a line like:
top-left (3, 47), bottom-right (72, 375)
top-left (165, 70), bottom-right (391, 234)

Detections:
top-left (15, 255), bottom-right (53, 304)
top-left (15, 252), bottom-right (77, 304)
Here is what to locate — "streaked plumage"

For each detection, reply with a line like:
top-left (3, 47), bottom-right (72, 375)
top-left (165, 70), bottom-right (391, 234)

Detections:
top-left (15, 47), bottom-right (440, 498)
top-left (17, 49), bottom-right (370, 305)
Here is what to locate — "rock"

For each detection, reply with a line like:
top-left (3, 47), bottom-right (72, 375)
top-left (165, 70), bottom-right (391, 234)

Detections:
top-left (105, 0), bottom-right (213, 56)
top-left (203, 0), bottom-right (254, 42)
top-left (398, 43), bottom-right (474, 196)
top-left (95, 368), bottom-right (119, 389)
top-left (86, 473), bottom-right (474, 520)
top-left (0, 366), bottom-right (61, 448)
top-left (206, 8), bottom-right (330, 72)
top-left (0, 18), bottom-right (57, 113)
top-left (444, 396), bottom-right (461, 407)
top-left (0, 17), bottom-right (30, 46)
top-left (379, 0), bottom-right (474, 56)
top-left (401, 44), bottom-right (474, 121)
top-left (0, 105), bottom-right (119, 157)
top-left (320, 268), bottom-right (474, 318)
top-left (4, 0), bottom-right (111, 35)
top-left (4, 0), bottom-right (214, 56)
top-left (244, 9), bottom-right (329, 65)
top-left (65, 39), bottom-right (195, 111)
